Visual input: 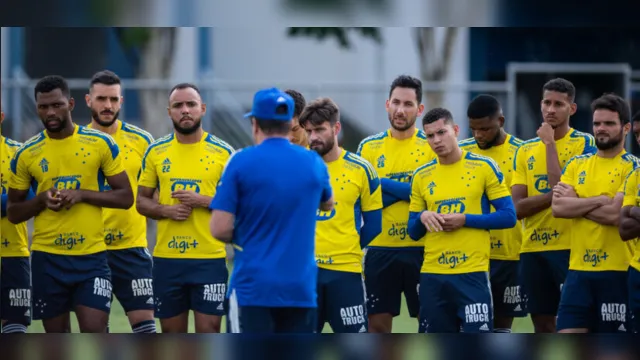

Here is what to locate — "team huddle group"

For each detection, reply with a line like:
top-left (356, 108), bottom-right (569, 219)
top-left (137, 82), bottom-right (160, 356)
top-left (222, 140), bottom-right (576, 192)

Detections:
top-left (1, 70), bottom-right (640, 334)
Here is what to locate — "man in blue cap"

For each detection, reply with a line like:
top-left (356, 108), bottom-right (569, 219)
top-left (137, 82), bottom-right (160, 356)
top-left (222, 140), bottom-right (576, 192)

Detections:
top-left (209, 87), bottom-right (334, 333)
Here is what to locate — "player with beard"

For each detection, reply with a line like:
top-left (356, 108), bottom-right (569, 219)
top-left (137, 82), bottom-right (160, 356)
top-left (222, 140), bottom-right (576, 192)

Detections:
top-left (300, 97), bottom-right (382, 333)
top-left (137, 83), bottom-right (234, 333)
top-left (356, 75), bottom-right (436, 333)
top-left (632, 111), bottom-right (640, 147)
top-left (7, 75), bottom-right (134, 332)
top-left (511, 78), bottom-right (596, 333)
top-left (458, 94), bottom-right (526, 332)
top-left (285, 89), bottom-right (309, 148)
top-left (84, 70), bottom-right (156, 333)
top-left (552, 93), bottom-right (638, 333)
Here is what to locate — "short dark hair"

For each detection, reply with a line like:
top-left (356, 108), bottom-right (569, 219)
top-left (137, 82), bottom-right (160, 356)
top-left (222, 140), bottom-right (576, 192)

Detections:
top-left (422, 107), bottom-right (454, 126)
top-left (591, 93), bottom-right (631, 124)
top-left (169, 83), bottom-right (201, 98)
top-left (90, 70), bottom-right (121, 88)
top-left (34, 75), bottom-right (70, 101)
top-left (542, 78), bottom-right (576, 102)
top-left (284, 89), bottom-right (306, 119)
top-left (467, 94), bottom-right (501, 119)
top-left (389, 75), bottom-right (422, 104)
top-left (298, 97), bottom-right (340, 128)
top-left (632, 111), bottom-right (640, 123)
top-left (254, 104), bottom-right (292, 136)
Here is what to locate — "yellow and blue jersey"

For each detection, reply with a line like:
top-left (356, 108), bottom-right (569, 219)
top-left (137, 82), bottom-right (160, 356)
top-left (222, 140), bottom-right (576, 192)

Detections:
top-left (88, 120), bottom-right (153, 250)
top-left (409, 151), bottom-right (512, 274)
top-left (562, 151), bottom-right (638, 271)
top-left (138, 132), bottom-right (234, 259)
top-left (512, 128), bottom-right (595, 253)
top-left (459, 134), bottom-right (524, 261)
top-left (315, 149), bottom-right (383, 273)
top-left (357, 128), bottom-right (436, 249)
top-left (9, 125), bottom-right (125, 255)
top-left (622, 167), bottom-right (640, 272)
top-left (1, 135), bottom-right (30, 257)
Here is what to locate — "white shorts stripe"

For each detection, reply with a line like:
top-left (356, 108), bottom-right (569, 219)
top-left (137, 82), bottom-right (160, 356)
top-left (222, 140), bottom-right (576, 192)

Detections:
top-left (228, 289), bottom-right (241, 333)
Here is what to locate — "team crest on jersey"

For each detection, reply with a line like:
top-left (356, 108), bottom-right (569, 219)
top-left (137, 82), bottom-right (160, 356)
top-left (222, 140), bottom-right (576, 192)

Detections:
top-left (527, 156), bottom-right (535, 170)
top-left (578, 170), bottom-right (586, 185)
top-left (162, 158), bottom-right (171, 173)
top-left (39, 158), bottom-right (49, 173)
top-left (377, 155), bottom-right (386, 168)
top-left (427, 181), bottom-right (436, 195)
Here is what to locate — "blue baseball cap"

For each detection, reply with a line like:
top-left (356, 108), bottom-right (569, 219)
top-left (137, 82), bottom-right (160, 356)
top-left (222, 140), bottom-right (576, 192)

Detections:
top-left (244, 87), bottom-right (295, 121)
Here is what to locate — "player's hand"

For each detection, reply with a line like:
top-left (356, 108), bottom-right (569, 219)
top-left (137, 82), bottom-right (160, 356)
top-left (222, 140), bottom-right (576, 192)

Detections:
top-left (171, 190), bottom-right (207, 208)
top-left (596, 195), bottom-right (613, 206)
top-left (441, 213), bottom-right (466, 232)
top-left (163, 203), bottom-right (193, 221)
top-left (39, 187), bottom-right (63, 212)
top-left (57, 189), bottom-right (84, 210)
top-left (420, 211), bottom-right (445, 232)
top-left (552, 182), bottom-right (577, 198)
top-left (537, 122), bottom-right (555, 145)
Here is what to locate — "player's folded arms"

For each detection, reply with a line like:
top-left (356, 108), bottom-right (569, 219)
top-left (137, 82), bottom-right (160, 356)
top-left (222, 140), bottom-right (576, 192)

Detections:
top-left (551, 182), bottom-right (620, 226)
top-left (407, 196), bottom-right (517, 240)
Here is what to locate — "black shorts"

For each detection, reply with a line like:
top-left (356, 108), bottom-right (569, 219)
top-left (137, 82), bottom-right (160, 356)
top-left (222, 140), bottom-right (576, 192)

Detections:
top-left (0, 257), bottom-right (32, 325)
top-left (490, 259), bottom-right (527, 318)
top-left (364, 248), bottom-right (422, 317)
top-left (520, 250), bottom-right (569, 316)
top-left (316, 268), bottom-right (367, 333)
top-left (107, 247), bottom-right (154, 313)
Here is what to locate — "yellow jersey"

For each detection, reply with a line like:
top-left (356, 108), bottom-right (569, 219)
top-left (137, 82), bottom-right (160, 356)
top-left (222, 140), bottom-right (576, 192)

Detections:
top-left (561, 151), bottom-right (637, 271)
top-left (9, 125), bottom-right (124, 255)
top-left (315, 149), bottom-right (383, 273)
top-left (459, 134), bottom-right (524, 261)
top-left (1, 136), bottom-right (30, 257)
top-left (410, 150), bottom-right (512, 274)
top-left (88, 120), bottom-right (153, 250)
top-left (357, 128), bottom-right (436, 249)
top-left (622, 167), bottom-right (640, 272)
top-left (138, 132), bottom-right (234, 259)
top-left (512, 128), bottom-right (595, 253)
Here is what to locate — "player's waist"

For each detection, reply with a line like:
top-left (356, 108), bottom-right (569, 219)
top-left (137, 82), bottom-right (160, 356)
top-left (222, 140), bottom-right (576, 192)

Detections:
top-left (30, 241), bottom-right (106, 256)
top-left (317, 262), bottom-right (362, 273)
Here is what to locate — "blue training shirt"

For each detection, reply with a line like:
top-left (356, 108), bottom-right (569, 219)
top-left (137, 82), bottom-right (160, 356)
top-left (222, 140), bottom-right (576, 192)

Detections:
top-left (210, 137), bottom-right (332, 308)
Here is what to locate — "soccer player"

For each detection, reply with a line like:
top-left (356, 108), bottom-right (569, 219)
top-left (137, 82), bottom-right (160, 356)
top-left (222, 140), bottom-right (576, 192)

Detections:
top-left (632, 111), bottom-right (640, 146)
top-left (1, 105), bottom-right (35, 333)
top-left (356, 75), bottom-right (436, 333)
top-left (209, 87), bottom-right (334, 334)
top-left (7, 75), bottom-right (134, 333)
top-left (284, 89), bottom-right (309, 148)
top-left (300, 97), bottom-right (383, 333)
top-left (552, 93), bottom-right (638, 333)
top-left (458, 94), bottom-right (526, 333)
top-left (408, 107), bottom-right (516, 333)
top-left (511, 78), bottom-right (596, 333)
top-left (137, 83), bottom-right (233, 333)
top-left (85, 70), bottom-right (156, 333)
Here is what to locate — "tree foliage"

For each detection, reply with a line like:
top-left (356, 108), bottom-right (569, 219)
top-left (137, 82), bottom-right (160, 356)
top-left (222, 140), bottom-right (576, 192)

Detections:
top-left (287, 27), bottom-right (382, 50)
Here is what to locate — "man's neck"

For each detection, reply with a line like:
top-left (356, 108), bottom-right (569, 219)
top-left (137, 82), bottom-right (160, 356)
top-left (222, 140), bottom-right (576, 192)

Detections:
top-left (438, 146), bottom-right (463, 165)
top-left (322, 145), bottom-right (342, 163)
top-left (175, 128), bottom-right (204, 144)
top-left (597, 145), bottom-right (625, 159)
top-left (553, 123), bottom-right (571, 140)
top-left (390, 126), bottom-right (415, 140)
top-left (256, 133), bottom-right (288, 145)
top-left (90, 119), bottom-right (119, 135)
top-left (47, 122), bottom-right (76, 140)
top-left (494, 129), bottom-right (508, 146)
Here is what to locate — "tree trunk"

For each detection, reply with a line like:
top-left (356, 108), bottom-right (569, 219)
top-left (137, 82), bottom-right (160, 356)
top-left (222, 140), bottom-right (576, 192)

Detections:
top-left (414, 27), bottom-right (459, 109)
top-left (137, 28), bottom-right (176, 138)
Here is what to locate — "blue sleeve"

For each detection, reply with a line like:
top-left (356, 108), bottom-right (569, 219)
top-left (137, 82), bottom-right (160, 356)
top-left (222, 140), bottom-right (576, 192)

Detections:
top-left (209, 156), bottom-right (240, 214)
top-left (408, 211), bottom-right (427, 240)
top-left (381, 178), bottom-right (411, 202)
top-left (1, 184), bottom-right (35, 217)
top-left (382, 192), bottom-right (400, 207)
top-left (360, 209), bottom-right (382, 248)
top-left (464, 196), bottom-right (517, 230)
top-left (316, 155), bottom-right (332, 202)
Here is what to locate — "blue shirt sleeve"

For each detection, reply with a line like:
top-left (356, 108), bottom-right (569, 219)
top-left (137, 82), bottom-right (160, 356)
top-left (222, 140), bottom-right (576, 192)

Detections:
top-left (380, 178), bottom-right (411, 202)
top-left (360, 209), bottom-right (382, 248)
top-left (464, 196), bottom-right (517, 230)
top-left (0, 194), bottom-right (7, 218)
top-left (408, 211), bottom-right (427, 240)
top-left (209, 155), bottom-right (241, 214)
top-left (382, 192), bottom-right (400, 207)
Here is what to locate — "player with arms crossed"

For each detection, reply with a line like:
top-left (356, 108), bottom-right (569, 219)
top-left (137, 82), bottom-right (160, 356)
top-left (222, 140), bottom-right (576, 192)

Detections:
top-left (511, 78), bottom-right (596, 333)
top-left (300, 97), bottom-right (382, 333)
top-left (552, 93), bottom-right (638, 333)
top-left (85, 70), bottom-right (156, 333)
top-left (1, 105), bottom-right (36, 333)
top-left (458, 94), bottom-right (526, 332)
top-left (7, 75), bottom-right (134, 333)
top-left (284, 89), bottom-right (309, 148)
top-left (137, 83), bottom-right (233, 333)
top-left (409, 108), bottom-right (517, 333)
top-left (357, 75), bottom-right (435, 333)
